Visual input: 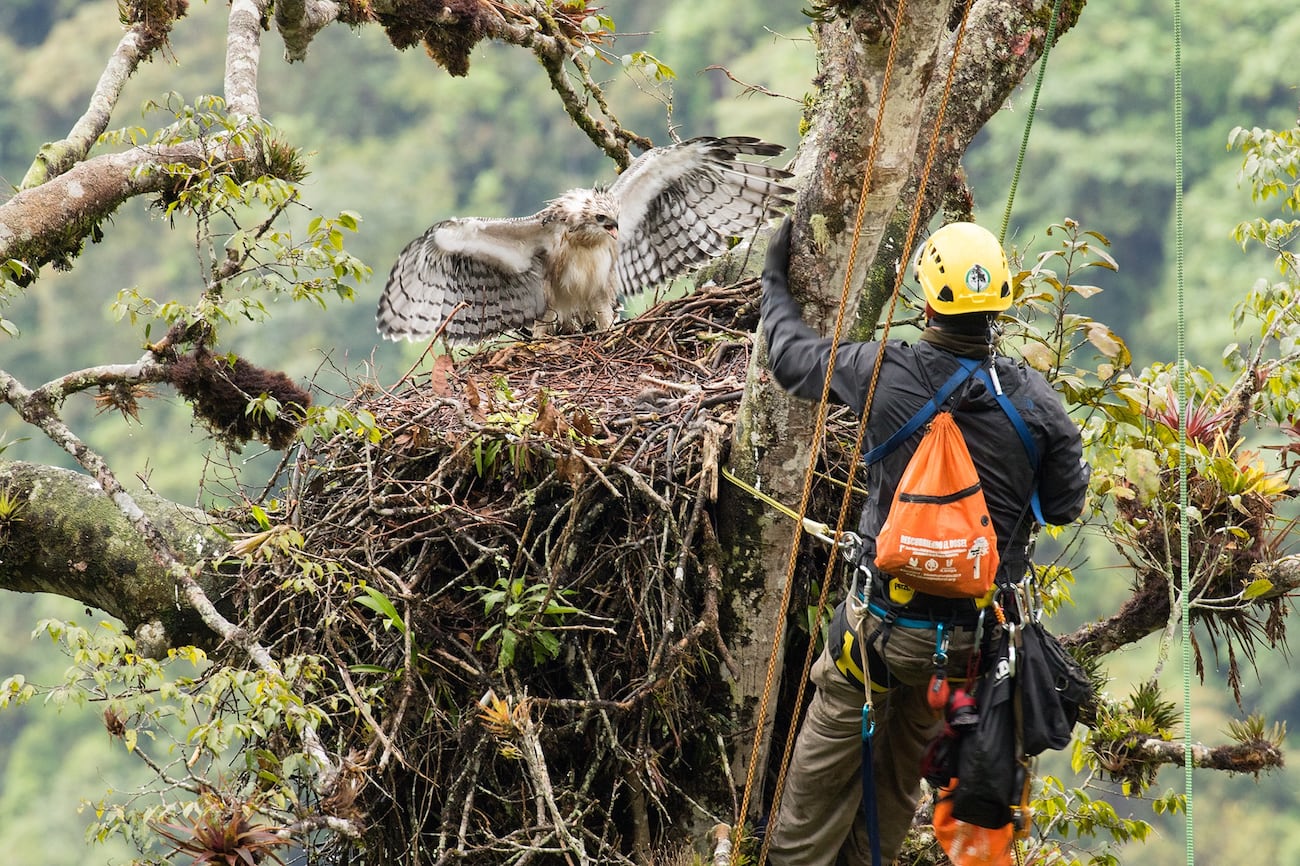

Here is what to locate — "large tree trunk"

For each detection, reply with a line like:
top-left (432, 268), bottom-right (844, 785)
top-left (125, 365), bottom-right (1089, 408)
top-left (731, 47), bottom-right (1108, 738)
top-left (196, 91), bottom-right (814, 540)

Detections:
top-left (721, 0), bottom-right (1085, 816)
top-left (723, 0), bottom-right (956, 816)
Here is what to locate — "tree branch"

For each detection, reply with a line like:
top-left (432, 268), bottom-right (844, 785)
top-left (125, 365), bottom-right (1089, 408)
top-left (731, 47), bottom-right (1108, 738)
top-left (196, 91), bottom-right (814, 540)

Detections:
top-left (1, 2), bottom-right (279, 276)
top-left (0, 138), bottom-right (268, 276)
top-left (1062, 553), bottom-right (1300, 656)
top-left (365, 0), bottom-right (646, 167)
top-left (225, 0), bottom-right (269, 119)
top-left (27, 351), bottom-right (169, 404)
top-left (0, 369), bottom-right (231, 648)
top-left (0, 366), bottom-right (345, 792)
top-left (274, 0), bottom-right (341, 63)
top-left (1132, 735), bottom-right (1284, 774)
top-left (484, 2), bottom-right (643, 167)
top-left (0, 459), bottom-right (225, 641)
top-left (19, 17), bottom-right (175, 189)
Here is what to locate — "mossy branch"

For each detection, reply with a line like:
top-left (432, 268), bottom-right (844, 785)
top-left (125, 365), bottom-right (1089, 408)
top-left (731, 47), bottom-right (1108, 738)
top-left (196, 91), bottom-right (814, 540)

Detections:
top-left (19, 3), bottom-right (188, 189)
top-left (0, 138), bottom-right (270, 279)
top-left (1130, 735), bottom-right (1284, 774)
top-left (1062, 554), bottom-right (1300, 657)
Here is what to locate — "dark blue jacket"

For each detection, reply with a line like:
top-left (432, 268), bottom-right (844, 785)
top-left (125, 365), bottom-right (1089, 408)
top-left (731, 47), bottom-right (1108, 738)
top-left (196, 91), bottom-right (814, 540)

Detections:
top-left (760, 220), bottom-right (1089, 581)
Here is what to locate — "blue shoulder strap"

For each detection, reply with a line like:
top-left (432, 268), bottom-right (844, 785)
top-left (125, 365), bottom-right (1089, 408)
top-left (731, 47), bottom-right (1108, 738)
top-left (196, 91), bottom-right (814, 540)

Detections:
top-left (862, 356), bottom-right (1047, 526)
top-left (975, 367), bottom-right (1046, 526)
top-left (862, 357), bottom-right (979, 465)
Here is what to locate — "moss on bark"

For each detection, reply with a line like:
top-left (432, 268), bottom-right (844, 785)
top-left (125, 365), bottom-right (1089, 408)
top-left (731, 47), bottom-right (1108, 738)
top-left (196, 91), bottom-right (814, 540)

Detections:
top-left (0, 461), bottom-right (229, 646)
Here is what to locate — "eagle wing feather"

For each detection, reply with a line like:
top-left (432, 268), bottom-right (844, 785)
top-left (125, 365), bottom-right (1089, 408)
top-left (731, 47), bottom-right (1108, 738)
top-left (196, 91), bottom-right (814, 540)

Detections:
top-left (609, 136), bottom-right (795, 299)
top-left (377, 136), bottom-right (793, 345)
top-left (377, 217), bottom-right (551, 344)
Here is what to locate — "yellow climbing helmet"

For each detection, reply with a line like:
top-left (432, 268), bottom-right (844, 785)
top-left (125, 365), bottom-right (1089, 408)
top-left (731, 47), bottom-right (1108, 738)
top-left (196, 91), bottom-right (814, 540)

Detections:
top-left (913, 222), bottom-right (1013, 315)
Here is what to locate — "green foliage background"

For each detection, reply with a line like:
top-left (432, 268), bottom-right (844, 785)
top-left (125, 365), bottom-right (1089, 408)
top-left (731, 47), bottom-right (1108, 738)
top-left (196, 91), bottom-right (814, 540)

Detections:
top-left (0, 0), bottom-right (1297, 863)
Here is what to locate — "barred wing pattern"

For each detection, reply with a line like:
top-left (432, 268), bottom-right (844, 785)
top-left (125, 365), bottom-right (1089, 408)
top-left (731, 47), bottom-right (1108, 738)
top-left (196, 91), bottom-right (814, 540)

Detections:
top-left (376, 135), bottom-right (793, 345)
top-left (377, 217), bottom-right (551, 343)
top-left (612, 136), bottom-right (795, 298)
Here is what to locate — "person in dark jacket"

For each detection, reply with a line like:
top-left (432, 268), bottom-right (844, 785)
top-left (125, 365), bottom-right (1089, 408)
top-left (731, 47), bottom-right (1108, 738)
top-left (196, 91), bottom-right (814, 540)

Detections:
top-left (760, 217), bottom-right (1089, 865)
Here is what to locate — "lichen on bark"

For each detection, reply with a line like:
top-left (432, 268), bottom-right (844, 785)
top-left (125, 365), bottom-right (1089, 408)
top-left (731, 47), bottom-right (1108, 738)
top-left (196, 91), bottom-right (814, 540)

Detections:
top-left (0, 461), bottom-right (227, 645)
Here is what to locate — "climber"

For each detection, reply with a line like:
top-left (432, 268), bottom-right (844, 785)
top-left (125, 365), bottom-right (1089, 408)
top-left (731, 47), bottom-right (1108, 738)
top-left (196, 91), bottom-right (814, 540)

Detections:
top-left (760, 217), bottom-right (1089, 865)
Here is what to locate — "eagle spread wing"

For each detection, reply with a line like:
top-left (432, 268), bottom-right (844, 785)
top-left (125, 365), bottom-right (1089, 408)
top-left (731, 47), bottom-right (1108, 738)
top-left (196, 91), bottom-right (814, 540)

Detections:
top-left (377, 136), bottom-right (793, 344)
top-left (610, 136), bottom-right (794, 298)
top-left (377, 217), bottom-right (552, 344)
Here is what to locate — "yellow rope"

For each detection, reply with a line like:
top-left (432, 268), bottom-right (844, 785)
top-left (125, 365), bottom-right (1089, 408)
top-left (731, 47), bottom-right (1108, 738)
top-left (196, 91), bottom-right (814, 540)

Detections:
top-left (721, 467), bottom-right (840, 541)
top-left (839, 0), bottom-right (980, 575)
top-left (782, 0), bottom-right (982, 809)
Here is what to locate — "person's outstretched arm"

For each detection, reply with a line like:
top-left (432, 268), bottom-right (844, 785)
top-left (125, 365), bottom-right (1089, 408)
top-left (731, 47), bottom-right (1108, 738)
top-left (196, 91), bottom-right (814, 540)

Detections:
top-left (760, 217), bottom-right (879, 415)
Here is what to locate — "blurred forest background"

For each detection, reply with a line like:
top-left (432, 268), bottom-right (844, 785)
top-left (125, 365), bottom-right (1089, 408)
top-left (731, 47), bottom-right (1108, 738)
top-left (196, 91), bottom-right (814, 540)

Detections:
top-left (1, 0), bottom-right (1298, 863)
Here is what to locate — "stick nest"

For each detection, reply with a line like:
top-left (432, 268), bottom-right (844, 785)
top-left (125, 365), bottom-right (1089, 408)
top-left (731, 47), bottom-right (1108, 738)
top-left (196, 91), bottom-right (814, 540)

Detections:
top-left (237, 282), bottom-right (826, 865)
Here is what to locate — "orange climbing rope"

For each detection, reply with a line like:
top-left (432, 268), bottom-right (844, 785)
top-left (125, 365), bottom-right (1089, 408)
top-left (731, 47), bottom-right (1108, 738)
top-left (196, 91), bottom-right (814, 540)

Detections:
top-left (737, 0), bottom-right (983, 862)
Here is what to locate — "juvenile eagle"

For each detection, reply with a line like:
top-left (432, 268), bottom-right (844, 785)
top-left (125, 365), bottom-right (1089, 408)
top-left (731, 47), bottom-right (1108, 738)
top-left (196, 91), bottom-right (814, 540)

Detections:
top-left (376, 136), bottom-right (794, 344)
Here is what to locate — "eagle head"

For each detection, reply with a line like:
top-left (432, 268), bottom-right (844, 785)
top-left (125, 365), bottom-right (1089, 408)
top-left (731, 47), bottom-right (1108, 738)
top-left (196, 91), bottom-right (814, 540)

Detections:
top-left (543, 188), bottom-right (620, 245)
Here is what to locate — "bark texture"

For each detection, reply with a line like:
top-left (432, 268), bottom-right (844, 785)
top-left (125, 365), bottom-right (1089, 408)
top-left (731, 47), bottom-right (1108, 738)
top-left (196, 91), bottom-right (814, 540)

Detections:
top-left (0, 461), bottom-right (228, 648)
top-left (0, 140), bottom-right (270, 276)
top-left (866, 0), bottom-right (1087, 323)
top-left (726, 0), bottom-right (958, 811)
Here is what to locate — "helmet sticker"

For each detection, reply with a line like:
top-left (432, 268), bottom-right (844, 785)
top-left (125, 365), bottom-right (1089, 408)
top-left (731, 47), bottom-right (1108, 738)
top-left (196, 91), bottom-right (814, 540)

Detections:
top-left (965, 264), bottom-right (991, 294)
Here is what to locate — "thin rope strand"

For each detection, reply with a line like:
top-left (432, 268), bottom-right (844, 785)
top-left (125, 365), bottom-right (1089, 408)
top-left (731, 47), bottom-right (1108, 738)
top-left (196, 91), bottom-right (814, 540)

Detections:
top-left (739, 5), bottom-right (912, 856)
top-left (1172, 0), bottom-right (1194, 861)
top-left (821, 0), bottom-right (980, 623)
top-left (752, 1), bottom-right (980, 862)
top-left (998, 0), bottom-right (1064, 245)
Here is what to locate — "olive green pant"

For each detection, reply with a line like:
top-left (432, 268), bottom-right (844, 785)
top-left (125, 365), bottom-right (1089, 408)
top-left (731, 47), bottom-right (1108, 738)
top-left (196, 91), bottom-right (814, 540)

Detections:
top-left (766, 611), bottom-right (977, 866)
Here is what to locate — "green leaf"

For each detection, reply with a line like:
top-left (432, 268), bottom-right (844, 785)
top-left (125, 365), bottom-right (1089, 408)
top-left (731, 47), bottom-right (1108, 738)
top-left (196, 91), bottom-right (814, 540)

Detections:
top-left (534, 630), bottom-right (560, 660)
top-left (480, 589), bottom-right (506, 613)
top-left (249, 504), bottom-right (271, 530)
top-left (1242, 578), bottom-right (1274, 600)
top-left (348, 664), bottom-right (397, 675)
top-left (498, 629), bottom-right (518, 668)
top-left (354, 586), bottom-right (408, 636)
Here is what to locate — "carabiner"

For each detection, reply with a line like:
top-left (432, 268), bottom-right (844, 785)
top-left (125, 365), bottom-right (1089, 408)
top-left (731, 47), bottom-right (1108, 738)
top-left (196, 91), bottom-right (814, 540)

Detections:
top-left (931, 621), bottom-right (951, 667)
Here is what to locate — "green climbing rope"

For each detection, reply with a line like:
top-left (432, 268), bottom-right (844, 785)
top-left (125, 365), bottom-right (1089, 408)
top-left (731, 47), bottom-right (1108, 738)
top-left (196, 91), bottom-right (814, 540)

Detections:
top-left (1172, 0), bottom-right (1195, 862)
top-left (1002, 2), bottom-right (1195, 860)
top-left (999, 0), bottom-right (1065, 245)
